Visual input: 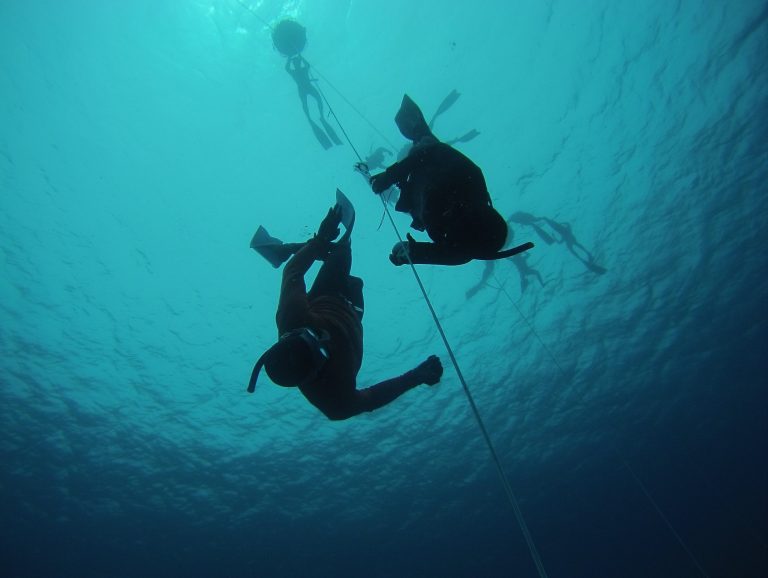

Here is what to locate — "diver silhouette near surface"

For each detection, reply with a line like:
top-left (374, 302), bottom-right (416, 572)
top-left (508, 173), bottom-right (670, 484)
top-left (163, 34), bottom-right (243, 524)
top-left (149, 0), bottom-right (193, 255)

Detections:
top-left (248, 193), bottom-right (444, 421)
top-left (271, 19), bottom-right (342, 150)
top-left (285, 55), bottom-right (343, 150)
top-left (508, 212), bottom-right (607, 275)
top-left (466, 214), bottom-right (605, 299)
top-left (366, 95), bottom-right (533, 266)
top-left (466, 253), bottom-right (545, 300)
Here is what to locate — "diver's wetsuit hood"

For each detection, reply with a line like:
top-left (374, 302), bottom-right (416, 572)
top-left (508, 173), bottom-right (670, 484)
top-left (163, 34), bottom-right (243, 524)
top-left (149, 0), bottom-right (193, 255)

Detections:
top-left (247, 328), bottom-right (330, 392)
top-left (395, 95), bottom-right (435, 142)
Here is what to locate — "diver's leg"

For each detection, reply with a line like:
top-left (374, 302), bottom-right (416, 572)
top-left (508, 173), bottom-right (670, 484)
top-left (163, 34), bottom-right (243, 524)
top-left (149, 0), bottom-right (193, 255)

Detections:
top-left (465, 261), bottom-right (494, 299)
top-left (309, 88), bottom-right (343, 146)
top-left (345, 275), bottom-right (364, 321)
top-left (308, 239), bottom-right (352, 300)
top-left (300, 90), bottom-right (332, 149)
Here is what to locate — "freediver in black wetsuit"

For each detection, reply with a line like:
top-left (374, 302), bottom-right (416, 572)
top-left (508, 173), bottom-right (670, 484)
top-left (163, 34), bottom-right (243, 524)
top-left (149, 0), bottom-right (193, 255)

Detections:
top-left (365, 95), bottom-right (532, 266)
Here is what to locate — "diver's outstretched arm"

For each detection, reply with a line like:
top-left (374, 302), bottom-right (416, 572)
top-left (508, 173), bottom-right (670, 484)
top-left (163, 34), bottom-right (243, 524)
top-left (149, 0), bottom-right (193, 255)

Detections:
top-left (320, 356), bottom-right (443, 420)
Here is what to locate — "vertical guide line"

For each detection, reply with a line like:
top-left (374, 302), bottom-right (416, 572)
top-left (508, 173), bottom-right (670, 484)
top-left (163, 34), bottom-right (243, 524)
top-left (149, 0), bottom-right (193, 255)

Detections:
top-left (316, 66), bottom-right (549, 575)
top-left (493, 267), bottom-right (708, 577)
top-left (379, 199), bottom-right (549, 578)
top-left (237, 7), bottom-right (707, 571)
top-left (620, 456), bottom-right (710, 577)
top-left (232, 16), bottom-right (550, 567)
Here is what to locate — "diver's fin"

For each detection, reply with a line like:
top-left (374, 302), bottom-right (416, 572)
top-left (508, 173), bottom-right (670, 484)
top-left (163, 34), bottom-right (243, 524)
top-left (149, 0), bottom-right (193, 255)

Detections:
top-left (335, 189), bottom-right (355, 241)
top-left (481, 241), bottom-right (535, 261)
top-left (250, 226), bottom-right (291, 268)
top-left (309, 120), bottom-right (333, 149)
top-left (429, 89), bottom-right (461, 128)
top-left (446, 129), bottom-right (481, 145)
top-left (322, 119), bottom-right (344, 146)
top-left (250, 225), bottom-right (282, 250)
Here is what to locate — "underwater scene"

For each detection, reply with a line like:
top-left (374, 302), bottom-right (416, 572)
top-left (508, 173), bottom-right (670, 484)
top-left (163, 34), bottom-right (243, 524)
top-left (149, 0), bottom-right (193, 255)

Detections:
top-left (1, 1), bottom-right (766, 577)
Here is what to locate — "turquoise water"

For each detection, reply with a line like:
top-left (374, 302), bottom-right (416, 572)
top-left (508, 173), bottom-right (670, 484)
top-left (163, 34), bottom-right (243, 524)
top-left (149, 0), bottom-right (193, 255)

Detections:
top-left (1, 1), bottom-right (766, 576)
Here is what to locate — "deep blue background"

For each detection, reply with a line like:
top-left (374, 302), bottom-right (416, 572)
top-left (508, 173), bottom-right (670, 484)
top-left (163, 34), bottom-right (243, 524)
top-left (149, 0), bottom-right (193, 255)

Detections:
top-left (1, 1), bottom-right (766, 577)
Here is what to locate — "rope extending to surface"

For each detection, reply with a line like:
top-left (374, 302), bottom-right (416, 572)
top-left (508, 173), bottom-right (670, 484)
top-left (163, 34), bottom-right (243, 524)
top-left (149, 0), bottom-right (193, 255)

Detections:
top-left (236, 5), bottom-right (709, 572)
top-left (378, 198), bottom-right (549, 578)
top-left (312, 62), bottom-right (549, 578)
top-left (229, 9), bottom-right (550, 570)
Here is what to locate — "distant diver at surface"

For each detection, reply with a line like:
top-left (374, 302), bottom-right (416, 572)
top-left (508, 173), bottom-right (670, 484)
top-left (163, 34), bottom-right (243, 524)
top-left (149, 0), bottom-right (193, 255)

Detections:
top-left (364, 94), bottom-right (533, 266)
top-left (247, 191), bottom-right (444, 421)
top-left (465, 253), bottom-right (545, 300)
top-left (272, 19), bottom-right (342, 150)
top-left (362, 146), bottom-right (393, 172)
top-left (465, 229), bottom-right (545, 299)
top-left (511, 253), bottom-right (546, 291)
top-left (508, 212), bottom-right (607, 275)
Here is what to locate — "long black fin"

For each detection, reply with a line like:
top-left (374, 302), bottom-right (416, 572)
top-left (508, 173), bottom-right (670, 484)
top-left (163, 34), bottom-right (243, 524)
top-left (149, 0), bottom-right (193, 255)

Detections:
top-left (428, 89), bottom-right (461, 128)
top-left (479, 241), bottom-right (535, 261)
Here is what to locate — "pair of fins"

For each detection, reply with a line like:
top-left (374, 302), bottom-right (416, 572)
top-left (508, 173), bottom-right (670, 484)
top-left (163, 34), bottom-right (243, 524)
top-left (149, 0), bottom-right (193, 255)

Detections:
top-left (250, 189), bottom-right (355, 268)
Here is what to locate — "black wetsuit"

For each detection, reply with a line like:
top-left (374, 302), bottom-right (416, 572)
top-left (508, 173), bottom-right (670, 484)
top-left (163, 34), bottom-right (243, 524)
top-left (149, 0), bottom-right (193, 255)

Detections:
top-left (376, 139), bottom-right (507, 265)
top-left (276, 239), bottom-right (425, 420)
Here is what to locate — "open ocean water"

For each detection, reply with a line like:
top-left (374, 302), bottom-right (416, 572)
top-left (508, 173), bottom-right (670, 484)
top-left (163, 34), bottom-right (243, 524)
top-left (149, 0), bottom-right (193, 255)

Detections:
top-left (1, 1), bottom-right (766, 577)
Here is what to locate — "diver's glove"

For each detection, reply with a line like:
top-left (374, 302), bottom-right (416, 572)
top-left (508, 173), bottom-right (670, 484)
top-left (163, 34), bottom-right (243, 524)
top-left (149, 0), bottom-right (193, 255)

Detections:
top-left (369, 170), bottom-right (395, 194)
top-left (309, 204), bottom-right (342, 258)
top-left (316, 204), bottom-right (342, 243)
top-left (411, 355), bottom-right (443, 386)
top-left (389, 233), bottom-right (417, 266)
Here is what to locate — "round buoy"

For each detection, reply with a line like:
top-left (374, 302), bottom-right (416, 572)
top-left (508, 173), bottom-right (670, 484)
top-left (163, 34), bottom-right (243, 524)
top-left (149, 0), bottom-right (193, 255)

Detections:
top-left (272, 20), bottom-right (307, 57)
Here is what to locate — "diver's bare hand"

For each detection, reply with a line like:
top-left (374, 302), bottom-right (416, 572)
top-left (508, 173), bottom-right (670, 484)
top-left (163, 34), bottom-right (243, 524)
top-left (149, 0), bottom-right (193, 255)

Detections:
top-left (413, 355), bottom-right (443, 386)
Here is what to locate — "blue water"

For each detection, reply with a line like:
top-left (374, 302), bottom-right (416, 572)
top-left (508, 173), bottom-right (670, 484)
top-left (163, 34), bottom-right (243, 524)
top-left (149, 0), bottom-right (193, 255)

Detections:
top-left (1, 1), bottom-right (766, 577)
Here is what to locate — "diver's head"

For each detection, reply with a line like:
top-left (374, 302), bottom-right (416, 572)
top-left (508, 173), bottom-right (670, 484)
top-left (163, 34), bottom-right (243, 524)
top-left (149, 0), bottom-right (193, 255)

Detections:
top-left (247, 328), bottom-right (329, 392)
top-left (395, 94), bottom-right (433, 142)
